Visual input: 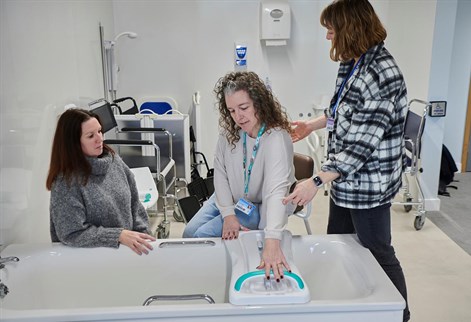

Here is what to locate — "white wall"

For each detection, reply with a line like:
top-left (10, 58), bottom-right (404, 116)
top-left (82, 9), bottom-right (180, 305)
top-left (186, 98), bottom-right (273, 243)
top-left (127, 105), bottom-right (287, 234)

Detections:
top-left (0, 0), bottom-right (114, 245)
top-left (444, 0), bottom-right (471, 171)
top-left (114, 0), bottom-right (447, 212)
top-left (112, 0), bottom-right (338, 160)
top-left (1, 0), bottom-right (469, 245)
top-left (422, 0), bottom-right (459, 211)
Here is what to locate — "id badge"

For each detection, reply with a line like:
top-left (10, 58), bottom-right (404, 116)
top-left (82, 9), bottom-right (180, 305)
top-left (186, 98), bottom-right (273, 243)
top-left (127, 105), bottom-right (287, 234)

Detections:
top-left (235, 198), bottom-right (256, 216)
top-left (326, 117), bottom-right (335, 132)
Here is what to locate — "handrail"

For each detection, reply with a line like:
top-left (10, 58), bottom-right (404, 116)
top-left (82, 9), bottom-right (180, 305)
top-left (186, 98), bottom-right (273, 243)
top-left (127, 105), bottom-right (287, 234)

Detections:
top-left (234, 270), bottom-right (305, 291)
top-left (158, 240), bottom-right (216, 248)
top-left (0, 256), bottom-right (19, 269)
top-left (143, 294), bottom-right (215, 306)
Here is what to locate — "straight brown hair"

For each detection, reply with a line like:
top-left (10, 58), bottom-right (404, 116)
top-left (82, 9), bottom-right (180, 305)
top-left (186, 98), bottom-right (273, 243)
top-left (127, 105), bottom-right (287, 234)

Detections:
top-left (46, 108), bottom-right (114, 190)
top-left (320, 0), bottom-right (387, 62)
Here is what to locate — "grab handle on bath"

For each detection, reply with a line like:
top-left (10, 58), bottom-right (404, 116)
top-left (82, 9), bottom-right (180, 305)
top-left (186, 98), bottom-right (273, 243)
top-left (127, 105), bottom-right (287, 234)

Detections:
top-left (234, 270), bottom-right (305, 291)
top-left (158, 240), bottom-right (216, 248)
top-left (0, 256), bottom-right (19, 269)
top-left (143, 294), bottom-right (215, 306)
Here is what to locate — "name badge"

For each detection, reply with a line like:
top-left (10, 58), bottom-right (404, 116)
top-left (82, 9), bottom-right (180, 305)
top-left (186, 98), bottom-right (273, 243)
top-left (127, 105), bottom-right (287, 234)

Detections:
top-left (326, 117), bottom-right (335, 132)
top-left (235, 198), bottom-right (256, 216)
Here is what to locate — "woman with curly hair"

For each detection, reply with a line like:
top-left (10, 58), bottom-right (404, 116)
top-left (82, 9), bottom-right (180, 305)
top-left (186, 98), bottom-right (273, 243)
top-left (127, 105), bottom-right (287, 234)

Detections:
top-left (183, 71), bottom-right (295, 281)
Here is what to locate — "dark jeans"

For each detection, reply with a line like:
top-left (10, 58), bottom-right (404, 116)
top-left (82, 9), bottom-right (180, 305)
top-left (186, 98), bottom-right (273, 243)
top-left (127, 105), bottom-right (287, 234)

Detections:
top-left (328, 198), bottom-right (410, 322)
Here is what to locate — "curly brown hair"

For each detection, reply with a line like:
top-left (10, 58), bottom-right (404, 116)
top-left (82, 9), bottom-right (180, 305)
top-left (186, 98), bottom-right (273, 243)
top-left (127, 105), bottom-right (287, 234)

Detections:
top-left (214, 71), bottom-right (291, 147)
top-left (320, 0), bottom-right (386, 62)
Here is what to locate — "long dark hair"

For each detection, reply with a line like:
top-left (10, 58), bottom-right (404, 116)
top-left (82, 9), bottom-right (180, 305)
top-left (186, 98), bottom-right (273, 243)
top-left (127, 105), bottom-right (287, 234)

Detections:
top-left (320, 0), bottom-right (387, 62)
top-left (46, 108), bottom-right (114, 190)
top-left (214, 71), bottom-right (291, 147)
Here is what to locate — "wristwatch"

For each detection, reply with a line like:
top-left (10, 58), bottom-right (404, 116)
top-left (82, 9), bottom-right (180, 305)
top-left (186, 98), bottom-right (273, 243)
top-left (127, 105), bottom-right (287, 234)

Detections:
top-left (313, 175), bottom-right (324, 188)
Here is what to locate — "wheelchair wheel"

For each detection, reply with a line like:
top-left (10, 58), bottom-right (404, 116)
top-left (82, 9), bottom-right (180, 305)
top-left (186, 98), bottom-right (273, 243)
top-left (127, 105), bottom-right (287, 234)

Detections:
top-left (414, 216), bottom-right (425, 230)
top-left (404, 197), bottom-right (413, 212)
top-left (173, 208), bottom-right (185, 223)
top-left (156, 221), bottom-right (170, 239)
top-left (157, 228), bottom-right (170, 239)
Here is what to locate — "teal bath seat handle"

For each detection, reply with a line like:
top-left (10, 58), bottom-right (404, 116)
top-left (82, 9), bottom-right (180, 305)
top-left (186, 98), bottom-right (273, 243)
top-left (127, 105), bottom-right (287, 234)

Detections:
top-left (234, 270), bottom-right (305, 291)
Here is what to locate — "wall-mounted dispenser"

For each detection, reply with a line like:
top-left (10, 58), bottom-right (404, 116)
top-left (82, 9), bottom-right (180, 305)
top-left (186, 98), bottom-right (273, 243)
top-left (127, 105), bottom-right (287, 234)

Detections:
top-left (234, 42), bottom-right (248, 71)
top-left (260, 0), bottom-right (291, 46)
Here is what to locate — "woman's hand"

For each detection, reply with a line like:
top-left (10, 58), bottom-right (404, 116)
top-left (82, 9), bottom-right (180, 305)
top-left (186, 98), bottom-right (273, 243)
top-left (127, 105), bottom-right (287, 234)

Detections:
top-left (283, 178), bottom-right (317, 207)
top-left (256, 238), bottom-right (291, 282)
top-left (290, 120), bottom-right (314, 143)
top-left (119, 230), bottom-right (156, 255)
top-left (222, 215), bottom-right (247, 240)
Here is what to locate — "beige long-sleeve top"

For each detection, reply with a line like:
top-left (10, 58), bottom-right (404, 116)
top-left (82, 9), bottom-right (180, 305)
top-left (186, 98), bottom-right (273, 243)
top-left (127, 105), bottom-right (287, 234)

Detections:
top-left (213, 127), bottom-right (296, 240)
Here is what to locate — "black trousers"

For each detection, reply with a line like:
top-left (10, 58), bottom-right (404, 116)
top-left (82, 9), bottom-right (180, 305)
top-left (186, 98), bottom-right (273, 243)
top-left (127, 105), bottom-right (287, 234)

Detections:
top-left (328, 198), bottom-right (410, 322)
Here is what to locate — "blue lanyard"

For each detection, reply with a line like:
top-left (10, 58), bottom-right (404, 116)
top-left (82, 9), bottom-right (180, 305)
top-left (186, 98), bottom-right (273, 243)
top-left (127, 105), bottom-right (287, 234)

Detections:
top-left (243, 123), bottom-right (266, 197)
top-left (331, 55), bottom-right (364, 118)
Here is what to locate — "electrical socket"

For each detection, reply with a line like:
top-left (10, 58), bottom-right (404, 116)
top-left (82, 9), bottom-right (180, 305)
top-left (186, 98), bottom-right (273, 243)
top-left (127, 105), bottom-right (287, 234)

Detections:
top-left (298, 112), bottom-right (313, 118)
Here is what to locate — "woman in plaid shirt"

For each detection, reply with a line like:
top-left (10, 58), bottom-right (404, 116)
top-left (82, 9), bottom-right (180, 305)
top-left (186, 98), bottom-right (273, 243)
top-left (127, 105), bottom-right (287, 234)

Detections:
top-left (283, 0), bottom-right (410, 321)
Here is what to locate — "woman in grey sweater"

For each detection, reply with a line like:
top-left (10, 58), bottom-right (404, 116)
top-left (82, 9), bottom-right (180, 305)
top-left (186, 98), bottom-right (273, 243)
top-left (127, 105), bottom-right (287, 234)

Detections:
top-left (46, 108), bottom-right (155, 255)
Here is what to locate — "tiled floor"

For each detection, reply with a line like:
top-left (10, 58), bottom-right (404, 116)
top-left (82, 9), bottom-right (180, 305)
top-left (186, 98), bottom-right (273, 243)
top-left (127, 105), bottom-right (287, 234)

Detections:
top-left (151, 192), bottom-right (471, 322)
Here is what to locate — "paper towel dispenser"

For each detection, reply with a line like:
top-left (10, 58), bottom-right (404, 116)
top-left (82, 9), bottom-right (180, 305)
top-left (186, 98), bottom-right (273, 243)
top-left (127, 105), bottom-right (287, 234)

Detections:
top-left (260, 0), bottom-right (291, 46)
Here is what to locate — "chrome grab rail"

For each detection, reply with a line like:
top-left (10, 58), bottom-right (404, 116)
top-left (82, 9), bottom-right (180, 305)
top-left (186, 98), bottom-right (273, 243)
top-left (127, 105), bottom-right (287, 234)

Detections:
top-left (158, 240), bottom-right (215, 248)
top-left (143, 294), bottom-right (216, 306)
top-left (0, 256), bottom-right (19, 269)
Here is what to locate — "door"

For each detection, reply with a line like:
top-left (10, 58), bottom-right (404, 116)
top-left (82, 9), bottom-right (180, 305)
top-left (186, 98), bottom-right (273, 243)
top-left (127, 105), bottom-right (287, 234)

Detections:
top-left (463, 79), bottom-right (471, 171)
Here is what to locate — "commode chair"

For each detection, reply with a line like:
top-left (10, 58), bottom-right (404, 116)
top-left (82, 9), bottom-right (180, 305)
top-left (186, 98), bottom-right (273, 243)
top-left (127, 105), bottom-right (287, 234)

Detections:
top-left (89, 99), bottom-right (176, 238)
top-left (113, 96), bottom-right (195, 224)
top-left (394, 99), bottom-right (430, 230)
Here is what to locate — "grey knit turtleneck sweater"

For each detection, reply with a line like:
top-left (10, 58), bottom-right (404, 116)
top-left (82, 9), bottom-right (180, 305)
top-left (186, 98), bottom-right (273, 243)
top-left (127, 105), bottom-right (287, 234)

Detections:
top-left (49, 152), bottom-right (150, 248)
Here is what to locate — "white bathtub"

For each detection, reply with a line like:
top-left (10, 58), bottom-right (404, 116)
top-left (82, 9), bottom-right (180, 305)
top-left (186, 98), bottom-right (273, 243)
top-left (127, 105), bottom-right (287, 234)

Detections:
top-left (0, 233), bottom-right (404, 322)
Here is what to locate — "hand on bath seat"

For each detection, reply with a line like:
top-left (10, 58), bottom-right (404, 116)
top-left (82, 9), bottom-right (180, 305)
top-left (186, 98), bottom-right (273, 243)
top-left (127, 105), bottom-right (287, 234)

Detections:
top-left (119, 230), bottom-right (156, 255)
top-left (256, 239), bottom-right (291, 282)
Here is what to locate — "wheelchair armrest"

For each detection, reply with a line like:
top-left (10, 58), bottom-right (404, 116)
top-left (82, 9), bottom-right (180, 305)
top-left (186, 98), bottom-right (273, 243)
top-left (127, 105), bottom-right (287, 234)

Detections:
top-left (121, 127), bottom-right (166, 132)
top-left (112, 97), bottom-right (139, 115)
top-left (117, 128), bottom-right (173, 158)
top-left (114, 96), bottom-right (135, 104)
top-left (104, 139), bottom-right (154, 146)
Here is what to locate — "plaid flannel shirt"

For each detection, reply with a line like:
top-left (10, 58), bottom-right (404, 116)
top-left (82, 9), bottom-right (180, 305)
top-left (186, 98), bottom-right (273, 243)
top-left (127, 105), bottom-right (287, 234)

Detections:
top-left (322, 42), bottom-right (408, 209)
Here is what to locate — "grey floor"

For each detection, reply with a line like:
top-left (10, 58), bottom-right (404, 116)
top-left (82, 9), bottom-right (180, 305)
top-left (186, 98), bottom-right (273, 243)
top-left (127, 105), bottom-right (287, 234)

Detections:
top-left (151, 175), bottom-right (471, 322)
top-left (427, 172), bottom-right (471, 255)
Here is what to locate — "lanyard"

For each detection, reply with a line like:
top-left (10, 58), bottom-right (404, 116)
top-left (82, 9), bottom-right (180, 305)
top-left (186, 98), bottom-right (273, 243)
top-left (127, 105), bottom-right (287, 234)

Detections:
top-left (243, 123), bottom-right (266, 197)
top-left (331, 55), bottom-right (364, 118)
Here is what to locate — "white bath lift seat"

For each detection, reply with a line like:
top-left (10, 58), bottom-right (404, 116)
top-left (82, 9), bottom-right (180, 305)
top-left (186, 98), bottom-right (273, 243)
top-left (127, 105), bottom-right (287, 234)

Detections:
top-left (130, 167), bottom-right (158, 212)
top-left (225, 230), bottom-right (310, 305)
